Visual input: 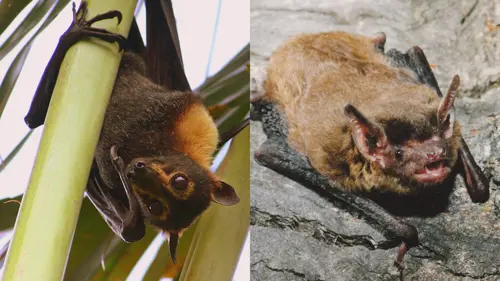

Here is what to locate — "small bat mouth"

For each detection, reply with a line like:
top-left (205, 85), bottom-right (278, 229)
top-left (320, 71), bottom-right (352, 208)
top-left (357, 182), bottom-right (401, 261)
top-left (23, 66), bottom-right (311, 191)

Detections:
top-left (414, 160), bottom-right (450, 183)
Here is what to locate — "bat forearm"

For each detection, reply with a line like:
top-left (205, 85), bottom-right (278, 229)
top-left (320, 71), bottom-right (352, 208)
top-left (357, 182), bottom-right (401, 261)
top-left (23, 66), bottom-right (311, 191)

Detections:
top-left (25, 42), bottom-right (71, 129)
top-left (24, 1), bottom-right (127, 129)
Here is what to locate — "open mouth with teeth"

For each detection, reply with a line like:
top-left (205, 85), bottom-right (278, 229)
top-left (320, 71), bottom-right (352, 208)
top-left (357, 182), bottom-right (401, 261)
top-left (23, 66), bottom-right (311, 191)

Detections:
top-left (413, 160), bottom-right (450, 183)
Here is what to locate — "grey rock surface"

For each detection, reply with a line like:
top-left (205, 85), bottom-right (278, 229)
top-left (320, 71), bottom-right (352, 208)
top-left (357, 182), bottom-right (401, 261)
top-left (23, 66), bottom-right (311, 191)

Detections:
top-left (250, 0), bottom-right (500, 280)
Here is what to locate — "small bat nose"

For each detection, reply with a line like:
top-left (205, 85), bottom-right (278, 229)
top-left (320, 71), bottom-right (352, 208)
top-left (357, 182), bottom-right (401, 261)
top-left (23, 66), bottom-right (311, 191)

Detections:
top-left (427, 148), bottom-right (445, 159)
top-left (127, 170), bottom-right (135, 179)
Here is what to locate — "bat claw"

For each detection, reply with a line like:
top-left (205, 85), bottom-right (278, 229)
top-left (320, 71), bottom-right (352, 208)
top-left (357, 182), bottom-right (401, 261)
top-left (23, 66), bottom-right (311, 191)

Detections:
top-left (65, 1), bottom-right (128, 51)
top-left (110, 145), bottom-right (125, 171)
top-left (393, 241), bottom-right (408, 271)
top-left (84, 10), bottom-right (123, 27)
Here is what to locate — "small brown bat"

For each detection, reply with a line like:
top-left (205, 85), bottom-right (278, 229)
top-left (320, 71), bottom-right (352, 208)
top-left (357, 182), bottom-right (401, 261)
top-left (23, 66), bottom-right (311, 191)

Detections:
top-left (265, 31), bottom-right (461, 194)
top-left (24, 1), bottom-right (243, 262)
top-left (252, 31), bottom-right (489, 267)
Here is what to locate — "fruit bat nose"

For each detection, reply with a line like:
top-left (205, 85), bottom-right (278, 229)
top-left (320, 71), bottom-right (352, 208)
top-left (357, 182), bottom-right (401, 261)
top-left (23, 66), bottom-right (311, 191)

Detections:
top-left (127, 161), bottom-right (146, 179)
top-left (127, 170), bottom-right (135, 179)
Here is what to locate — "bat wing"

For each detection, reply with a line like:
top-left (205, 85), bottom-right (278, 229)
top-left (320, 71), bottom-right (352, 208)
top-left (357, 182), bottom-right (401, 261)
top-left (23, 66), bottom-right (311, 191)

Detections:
top-left (127, 18), bottom-right (146, 55)
top-left (87, 161), bottom-right (145, 242)
top-left (144, 0), bottom-right (191, 91)
top-left (219, 117), bottom-right (250, 148)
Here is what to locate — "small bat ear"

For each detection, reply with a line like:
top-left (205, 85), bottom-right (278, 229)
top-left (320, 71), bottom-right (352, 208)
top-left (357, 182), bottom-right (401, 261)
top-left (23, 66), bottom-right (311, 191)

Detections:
top-left (344, 104), bottom-right (388, 164)
top-left (211, 181), bottom-right (240, 206)
top-left (371, 32), bottom-right (386, 52)
top-left (437, 75), bottom-right (459, 138)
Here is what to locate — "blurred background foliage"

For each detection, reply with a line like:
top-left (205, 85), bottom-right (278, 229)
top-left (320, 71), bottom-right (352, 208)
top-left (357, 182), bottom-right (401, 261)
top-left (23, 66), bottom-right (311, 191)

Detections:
top-left (0, 0), bottom-right (249, 280)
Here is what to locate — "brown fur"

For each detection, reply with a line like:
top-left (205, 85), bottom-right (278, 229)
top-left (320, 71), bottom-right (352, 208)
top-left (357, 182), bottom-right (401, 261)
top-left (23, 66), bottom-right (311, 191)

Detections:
top-left (94, 52), bottom-right (218, 188)
top-left (174, 103), bottom-right (219, 170)
top-left (264, 31), bottom-right (462, 193)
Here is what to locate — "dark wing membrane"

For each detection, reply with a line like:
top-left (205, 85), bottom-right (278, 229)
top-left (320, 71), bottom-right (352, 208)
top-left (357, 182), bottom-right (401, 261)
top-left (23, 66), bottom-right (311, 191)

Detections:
top-left (87, 161), bottom-right (146, 242)
top-left (218, 117), bottom-right (250, 148)
top-left (144, 0), bottom-right (191, 91)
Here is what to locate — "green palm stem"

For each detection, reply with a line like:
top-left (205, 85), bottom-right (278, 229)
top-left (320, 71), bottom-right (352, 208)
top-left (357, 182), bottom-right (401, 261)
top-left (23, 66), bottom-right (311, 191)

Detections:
top-left (1, 1), bottom-right (137, 280)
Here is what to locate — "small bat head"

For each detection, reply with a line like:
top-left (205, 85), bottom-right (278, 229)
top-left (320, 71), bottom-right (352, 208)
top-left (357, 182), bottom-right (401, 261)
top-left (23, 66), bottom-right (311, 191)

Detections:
top-left (125, 153), bottom-right (239, 261)
top-left (344, 75), bottom-right (461, 188)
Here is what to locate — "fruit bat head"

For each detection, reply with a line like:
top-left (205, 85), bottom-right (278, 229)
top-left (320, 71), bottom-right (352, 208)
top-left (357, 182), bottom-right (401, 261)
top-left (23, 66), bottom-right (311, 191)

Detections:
top-left (125, 153), bottom-right (239, 262)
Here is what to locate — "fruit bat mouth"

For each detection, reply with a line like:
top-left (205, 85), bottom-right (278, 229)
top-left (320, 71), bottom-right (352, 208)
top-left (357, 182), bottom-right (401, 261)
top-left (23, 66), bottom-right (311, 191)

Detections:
top-left (414, 160), bottom-right (450, 183)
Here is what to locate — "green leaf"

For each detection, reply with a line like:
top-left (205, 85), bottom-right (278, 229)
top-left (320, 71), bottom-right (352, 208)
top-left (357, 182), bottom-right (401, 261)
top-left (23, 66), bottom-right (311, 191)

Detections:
top-left (86, 228), bottom-right (157, 281)
top-left (0, 0), bottom-right (57, 60)
top-left (200, 43), bottom-right (250, 136)
top-left (0, 0), bottom-right (31, 37)
top-left (0, 196), bottom-right (22, 268)
top-left (201, 45), bottom-right (250, 108)
top-left (197, 44), bottom-right (249, 93)
top-left (0, 196), bottom-right (22, 231)
top-left (0, 44), bottom-right (31, 117)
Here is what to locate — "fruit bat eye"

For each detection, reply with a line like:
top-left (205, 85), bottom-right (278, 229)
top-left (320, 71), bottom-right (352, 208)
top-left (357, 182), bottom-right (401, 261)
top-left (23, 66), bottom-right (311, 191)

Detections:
top-left (171, 174), bottom-right (188, 190)
top-left (135, 161), bottom-right (146, 169)
top-left (148, 200), bottom-right (163, 216)
top-left (395, 148), bottom-right (404, 161)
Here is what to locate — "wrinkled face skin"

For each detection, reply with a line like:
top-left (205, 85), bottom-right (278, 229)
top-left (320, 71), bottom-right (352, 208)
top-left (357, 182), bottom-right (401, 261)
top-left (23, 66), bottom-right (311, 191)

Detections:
top-left (372, 130), bottom-right (458, 186)
top-left (345, 75), bottom-right (461, 190)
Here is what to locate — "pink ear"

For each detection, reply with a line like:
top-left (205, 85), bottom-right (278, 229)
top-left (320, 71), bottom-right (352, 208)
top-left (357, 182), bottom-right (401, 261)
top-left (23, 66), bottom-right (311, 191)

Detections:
top-left (437, 75), bottom-right (459, 138)
top-left (371, 32), bottom-right (386, 51)
top-left (344, 104), bottom-right (388, 166)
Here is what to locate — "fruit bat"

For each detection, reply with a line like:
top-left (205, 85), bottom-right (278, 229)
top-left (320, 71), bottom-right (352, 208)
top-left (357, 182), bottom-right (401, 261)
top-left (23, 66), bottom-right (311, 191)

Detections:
top-left (24, 1), bottom-right (246, 262)
top-left (251, 31), bottom-right (489, 267)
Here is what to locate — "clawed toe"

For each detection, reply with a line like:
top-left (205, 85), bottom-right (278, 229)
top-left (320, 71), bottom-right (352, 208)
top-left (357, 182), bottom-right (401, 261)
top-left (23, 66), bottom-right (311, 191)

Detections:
top-left (67, 1), bottom-right (127, 51)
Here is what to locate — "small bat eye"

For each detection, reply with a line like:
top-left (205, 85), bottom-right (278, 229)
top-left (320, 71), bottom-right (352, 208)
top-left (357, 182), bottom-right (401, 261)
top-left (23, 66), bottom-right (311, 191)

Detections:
top-left (135, 161), bottom-right (146, 169)
top-left (148, 200), bottom-right (163, 216)
top-left (171, 174), bottom-right (188, 190)
top-left (395, 148), bottom-right (404, 160)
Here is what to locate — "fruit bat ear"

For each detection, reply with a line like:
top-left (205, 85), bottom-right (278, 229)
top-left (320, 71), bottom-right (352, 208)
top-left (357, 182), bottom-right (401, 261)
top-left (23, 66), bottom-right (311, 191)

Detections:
top-left (437, 75), bottom-right (459, 139)
top-left (344, 103), bottom-right (389, 166)
top-left (211, 181), bottom-right (240, 206)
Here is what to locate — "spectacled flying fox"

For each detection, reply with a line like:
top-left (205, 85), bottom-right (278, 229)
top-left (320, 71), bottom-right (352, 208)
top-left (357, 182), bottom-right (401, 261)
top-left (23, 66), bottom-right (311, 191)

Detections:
top-left (24, 1), bottom-right (244, 262)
